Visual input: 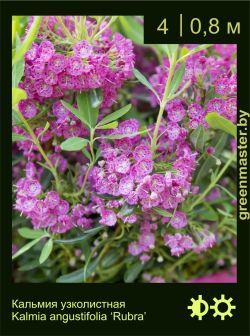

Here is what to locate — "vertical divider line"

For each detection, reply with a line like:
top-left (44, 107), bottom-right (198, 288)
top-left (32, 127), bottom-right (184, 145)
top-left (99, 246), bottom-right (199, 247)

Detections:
top-left (180, 13), bottom-right (183, 37)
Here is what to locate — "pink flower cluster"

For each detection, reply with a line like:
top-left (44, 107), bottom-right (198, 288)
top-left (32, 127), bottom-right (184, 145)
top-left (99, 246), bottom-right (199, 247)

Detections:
top-left (14, 163), bottom-right (95, 234)
top-left (164, 228), bottom-right (216, 257)
top-left (87, 117), bottom-right (200, 258)
top-left (149, 45), bottom-right (237, 127)
top-left (19, 18), bottom-right (134, 110)
top-left (90, 119), bottom-right (197, 214)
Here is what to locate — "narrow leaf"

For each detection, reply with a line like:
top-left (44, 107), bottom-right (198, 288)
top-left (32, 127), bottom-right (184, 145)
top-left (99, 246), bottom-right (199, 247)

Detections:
top-left (60, 137), bottom-right (89, 151)
top-left (83, 258), bottom-right (99, 282)
top-left (165, 44), bottom-right (178, 59)
top-left (118, 16), bottom-right (143, 45)
top-left (133, 69), bottom-right (160, 101)
top-left (178, 44), bottom-right (213, 62)
top-left (179, 47), bottom-right (190, 59)
top-left (190, 125), bottom-right (206, 151)
top-left (153, 207), bottom-right (172, 217)
top-left (82, 147), bottom-right (92, 161)
top-left (124, 261), bottom-right (144, 283)
top-left (95, 147), bottom-right (101, 161)
top-left (12, 133), bottom-right (26, 142)
top-left (77, 91), bottom-right (98, 128)
top-left (12, 57), bottom-right (24, 88)
top-left (61, 100), bottom-right (90, 127)
top-left (97, 104), bottom-right (131, 126)
top-left (12, 237), bottom-right (42, 260)
top-left (12, 88), bottom-right (27, 107)
top-left (37, 122), bottom-right (50, 139)
top-left (97, 121), bottom-right (118, 130)
top-left (168, 63), bottom-right (185, 96)
top-left (205, 112), bottom-right (236, 138)
top-left (39, 239), bottom-right (53, 264)
top-left (102, 129), bottom-right (147, 140)
top-left (101, 249), bottom-right (121, 269)
top-left (54, 226), bottom-right (104, 245)
top-left (18, 228), bottom-right (49, 239)
top-left (57, 259), bottom-right (99, 283)
top-left (56, 268), bottom-right (84, 283)
top-left (195, 132), bottom-right (228, 184)
top-left (18, 260), bottom-right (40, 272)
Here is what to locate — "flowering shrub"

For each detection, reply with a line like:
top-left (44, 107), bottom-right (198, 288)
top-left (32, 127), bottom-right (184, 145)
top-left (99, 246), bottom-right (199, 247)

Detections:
top-left (12, 16), bottom-right (237, 283)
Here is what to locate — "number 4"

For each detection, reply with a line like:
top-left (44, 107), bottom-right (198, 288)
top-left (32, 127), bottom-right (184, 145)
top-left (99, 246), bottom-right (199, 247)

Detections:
top-left (157, 19), bottom-right (168, 34)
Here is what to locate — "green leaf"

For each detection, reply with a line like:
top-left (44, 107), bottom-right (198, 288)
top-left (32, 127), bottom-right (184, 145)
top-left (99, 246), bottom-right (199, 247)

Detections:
top-left (124, 261), bottom-right (144, 283)
top-left (83, 258), bottom-right (99, 282)
top-left (97, 121), bottom-right (118, 130)
top-left (153, 207), bottom-right (172, 217)
top-left (195, 132), bottom-right (228, 184)
top-left (197, 205), bottom-right (219, 221)
top-left (61, 100), bottom-right (90, 127)
top-left (102, 129), bottom-right (147, 140)
top-left (12, 16), bottom-right (42, 65)
top-left (60, 137), bottom-right (89, 151)
top-left (190, 125), bottom-right (206, 151)
top-left (54, 226), bottom-right (104, 245)
top-left (205, 112), bottom-right (236, 138)
top-left (101, 249), bottom-right (121, 269)
top-left (77, 91), bottom-right (99, 128)
top-left (133, 69), bottom-right (160, 101)
top-left (56, 268), bottom-right (84, 283)
top-left (97, 104), bottom-right (131, 126)
top-left (12, 237), bottom-right (42, 260)
top-left (178, 44), bottom-right (213, 62)
top-left (179, 47), bottom-right (189, 59)
top-left (18, 260), bottom-right (40, 272)
top-left (215, 183), bottom-right (236, 200)
top-left (118, 16), bottom-right (143, 45)
top-left (37, 122), bottom-right (50, 139)
top-left (12, 57), bottom-right (24, 88)
top-left (12, 133), bottom-right (26, 142)
top-left (90, 89), bottom-right (103, 108)
top-left (39, 239), bottom-right (53, 264)
top-left (12, 88), bottom-right (27, 107)
top-left (168, 63), bottom-right (185, 96)
top-left (98, 105), bottom-right (131, 127)
top-left (95, 147), bottom-right (101, 161)
top-left (18, 228), bottom-right (49, 239)
top-left (12, 109), bottom-right (22, 124)
top-left (217, 208), bottom-right (233, 218)
top-left (165, 44), bottom-right (178, 59)
top-left (118, 204), bottom-right (135, 217)
top-left (82, 147), bottom-right (92, 161)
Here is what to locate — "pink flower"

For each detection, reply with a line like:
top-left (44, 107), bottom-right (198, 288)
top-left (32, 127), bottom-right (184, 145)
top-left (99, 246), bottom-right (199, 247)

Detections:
top-left (119, 176), bottom-right (134, 195)
top-left (100, 209), bottom-right (117, 226)
top-left (48, 54), bottom-right (67, 74)
top-left (114, 155), bottom-right (131, 174)
top-left (45, 191), bottom-right (60, 209)
top-left (150, 174), bottom-right (166, 193)
top-left (166, 99), bottom-right (186, 122)
top-left (18, 100), bottom-right (37, 119)
top-left (73, 40), bottom-right (93, 58)
top-left (66, 56), bottom-right (84, 76)
top-left (170, 211), bottom-right (188, 229)
top-left (128, 242), bottom-right (142, 256)
top-left (133, 144), bottom-right (152, 161)
top-left (55, 199), bottom-right (69, 215)
top-left (38, 40), bottom-right (55, 61)
top-left (23, 178), bottom-right (42, 197)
